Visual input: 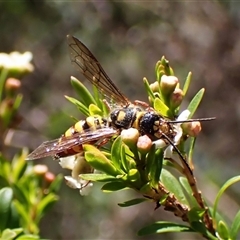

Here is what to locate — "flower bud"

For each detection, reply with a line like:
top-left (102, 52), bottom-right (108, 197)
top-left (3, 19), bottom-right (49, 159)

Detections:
top-left (170, 88), bottom-right (184, 109)
top-left (182, 121), bottom-right (202, 137)
top-left (121, 128), bottom-right (139, 149)
top-left (5, 78), bottom-right (21, 91)
top-left (33, 164), bottom-right (48, 176)
top-left (149, 81), bottom-right (159, 93)
top-left (44, 171), bottom-right (55, 184)
top-left (160, 75), bottom-right (178, 96)
top-left (137, 135), bottom-right (152, 154)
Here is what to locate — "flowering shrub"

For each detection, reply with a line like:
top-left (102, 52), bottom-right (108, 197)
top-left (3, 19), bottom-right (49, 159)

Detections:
top-left (59, 55), bottom-right (240, 239)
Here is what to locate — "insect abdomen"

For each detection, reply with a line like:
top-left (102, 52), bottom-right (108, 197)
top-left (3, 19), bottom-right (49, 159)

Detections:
top-left (64, 116), bottom-right (108, 137)
top-left (55, 116), bottom-right (109, 158)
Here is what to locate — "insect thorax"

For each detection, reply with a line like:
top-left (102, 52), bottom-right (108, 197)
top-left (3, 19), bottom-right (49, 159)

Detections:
top-left (110, 107), bottom-right (143, 130)
top-left (110, 107), bottom-right (175, 141)
top-left (138, 112), bottom-right (175, 141)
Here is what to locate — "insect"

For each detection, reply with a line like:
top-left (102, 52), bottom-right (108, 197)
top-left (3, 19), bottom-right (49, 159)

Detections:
top-left (27, 35), bottom-right (214, 161)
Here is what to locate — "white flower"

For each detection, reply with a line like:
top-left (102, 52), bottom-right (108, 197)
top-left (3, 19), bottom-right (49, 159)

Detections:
top-left (59, 154), bottom-right (94, 195)
top-left (64, 176), bottom-right (93, 195)
top-left (0, 51), bottom-right (34, 72)
top-left (153, 109), bottom-right (190, 149)
top-left (164, 109), bottom-right (191, 159)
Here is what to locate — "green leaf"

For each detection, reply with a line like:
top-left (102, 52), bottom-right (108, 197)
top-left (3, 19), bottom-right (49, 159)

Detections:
top-left (127, 169), bottom-right (141, 184)
top-left (0, 175), bottom-right (9, 188)
top-left (153, 98), bottom-right (171, 117)
top-left (182, 72), bottom-right (192, 96)
top-left (148, 147), bottom-right (163, 187)
top-left (16, 234), bottom-right (40, 239)
top-left (155, 60), bottom-right (161, 81)
top-left (11, 183), bottom-right (29, 205)
top-left (187, 137), bottom-right (196, 169)
top-left (13, 94), bottom-right (23, 111)
top-left (187, 88), bottom-right (205, 118)
top-left (101, 181), bottom-right (127, 192)
top-left (13, 200), bottom-right (31, 227)
top-left (160, 169), bottom-right (189, 206)
top-left (118, 198), bottom-right (148, 207)
top-left (12, 153), bottom-right (28, 182)
top-left (48, 174), bottom-right (63, 193)
top-left (80, 173), bottom-right (117, 182)
top-left (0, 154), bottom-right (11, 178)
top-left (0, 187), bottom-right (13, 231)
top-left (8, 202), bottom-right (20, 229)
top-left (188, 207), bottom-right (206, 223)
top-left (111, 136), bottom-right (122, 171)
top-left (120, 144), bottom-right (136, 173)
top-left (84, 144), bottom-right (121, 176)
top-left (92, 84), bottom-right (102, 109)
top-left (145, 144), bottom-right (156, 175)
top-left (179, 177), bottom-right (198, 208)
top-left (36, 193), bottom-right (59, 223)
top-left (191, 221), bottom-right (217, 240)
top-left (213, 175), bottom-right (240, 220)
top-left (0, 68), bottom-right (8, 101)
top-left (65, 96), bottom-right (89, 116)
top-left (71, 76), bottom-right (97, 106)
top-left (143, 77), bottom-right (155, 103)
top-left (230, 209), bottom-right (240, 239)
top-left (1, 228), bottom-right (21, 240)
top-left (217, 220), bottom-right (230, 240)
top-left (88, 104), bottom-right (103, 116)
top-left (138, 221), bottom-right (193, 236)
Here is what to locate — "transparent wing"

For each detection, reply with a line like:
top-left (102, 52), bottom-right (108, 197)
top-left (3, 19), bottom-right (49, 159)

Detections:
top-left (67, 35), bottom-right (130, 106)
top-left (26, 127), bottom-right (117, 160)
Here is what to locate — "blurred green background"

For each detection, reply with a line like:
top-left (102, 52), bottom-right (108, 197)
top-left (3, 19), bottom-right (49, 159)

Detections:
top-left (1, 1), bottom-right (240, 239)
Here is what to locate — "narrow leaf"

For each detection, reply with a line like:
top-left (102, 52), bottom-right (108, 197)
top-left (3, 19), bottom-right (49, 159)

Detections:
top-left (138, 221), bottom-right (193, 236)
top-left (160, 169), bottom-right (188, 206)
top-left (80, 173), bottom-right (117, 182)
top-left (65, 96), bottom-right (89, 116)
top-left (154, 98), bottom-right (171, 117)
top-left (48, 174), bottom-right (63, 193)
top-left (188, 207), bottom-right (206, 223)
top-left (182, 72), bottom-right (192, 96)
top-left (36, 193), bottom-right (59, 223)
top-left (89, 104), bottom-right (103, 116)
top-left (12, 153), bottom-right (27, 182)
top-left (118, 198), bottom-right (148, 207)
top-left (230, 209), bottom-right (240, 239)
top-left (187, 88), bottom-right (205, 118)
top-left (111, 136), bottom-right (122, 171)
top-left (143, 77), bottom-right (155, 103)
top-left (179, 177), bottom-right (198, 208)
top-left (101, 181), bottom-right (127, 192)
top-left (149, 147), bottom-right (163, 187)
top-left (16, 234), bottom-right (40, 239)
top-left (191, 222), bottom-right (217, 240)
top-left (1, 228), bottom-right (19, 240)
top-left (71, 76), bottom-right (97, 106)
top-left (0, 187), bottom-right (13, 231)
top-left (84, 144), bottom-right (120, 176)
top-left (217, 220), bottom-right (230, 240)
top-left (213, 175), bottom-right (240, 220)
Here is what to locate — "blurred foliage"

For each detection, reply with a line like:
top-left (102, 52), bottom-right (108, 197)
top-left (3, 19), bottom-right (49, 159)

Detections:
top-left (1, 1), bottom-right (240, 239)
top-left (0, 51), bottom-right (62, 239)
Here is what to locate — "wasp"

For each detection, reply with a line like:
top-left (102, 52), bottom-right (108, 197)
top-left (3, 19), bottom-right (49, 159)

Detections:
top-left (27, 35), bottom-right (214, 161)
